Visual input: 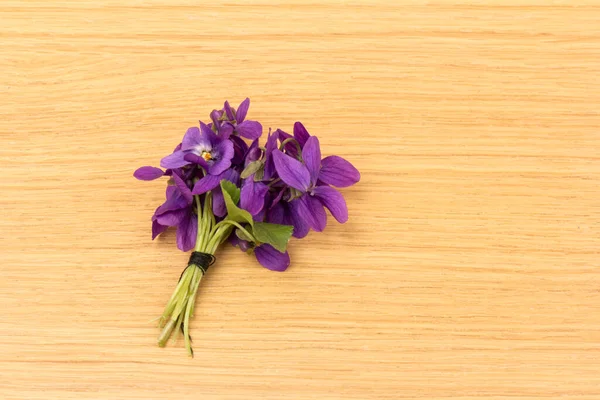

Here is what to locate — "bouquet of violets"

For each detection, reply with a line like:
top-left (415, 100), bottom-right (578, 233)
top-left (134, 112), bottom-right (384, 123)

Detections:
top-left (134, 99), bottom-right (360, 355)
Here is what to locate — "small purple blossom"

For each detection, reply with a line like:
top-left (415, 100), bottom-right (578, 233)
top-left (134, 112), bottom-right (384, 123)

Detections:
top-left (210, 98), bottom-right (263, 140)
top-left (272, 135), bottom-right (360, 232)
top-left (161, 123), bottom-right (234, 175)
top-left (151, 172), bottom-right (197, 252)
top-left (230, 236), bottom-right (290, 272)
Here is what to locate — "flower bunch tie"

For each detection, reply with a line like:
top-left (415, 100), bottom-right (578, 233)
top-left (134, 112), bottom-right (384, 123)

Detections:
top-left (186, 252), bottom-right (216, 275)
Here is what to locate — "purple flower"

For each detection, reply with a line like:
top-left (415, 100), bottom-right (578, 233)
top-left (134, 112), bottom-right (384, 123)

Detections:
top-left (230, 235), bottom-right (290, 272)
top-left (160, 123), bottom-right (234, 175)
top-left (210, 98), bottom-right (263, 140)
top-left (267, 196), bottom-right (310, 239)
top-left (151, 172), bottom-right (197, 252)
top-left (272, 136), bottom-right (360, 232)
top-left (191, 136), bottom-right (258, 198)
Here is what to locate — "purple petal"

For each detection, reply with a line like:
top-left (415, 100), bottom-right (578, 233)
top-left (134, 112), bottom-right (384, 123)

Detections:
top-left (254, 244), bottom-right (290, 272)
top-left (152, 220), bottom-right (168, 239)
top-left (191, 173), bottom-right (222, 195)
top-left (155, 186), bottom-right (189, 215)
top-left (230, 235), bottom-right (251, 252)
top-left (236, 120), bottom-right (262, 140)
top-left (319, 156), bottom-right (360, 188)
top-left (134, 166), bottom-right (164, 181)
top-left (212, 187), bottom-right (226, 217)
top-left (222, 167), bottom-right (241, 185)
top-left (176, 211), bottom-right (197, 252)
top-left (293, 122), bottom-right (310, 147)
top-left (302, 136), bottom-right (321, 185)
top-left (236, 98), bottom-right (250, 123)
top-left (171, 172), bottom-right (194, 204)
top-left (156, 207), bottom-right (188, 226)
top-left (263, 130), bottom-right (279, 180)
top-left (183, 153), bottom-right (210, 170)
top-left (181, 127), bottom-right (202, 151)
top-left (160, 150), bottom-right (189, 169)
top-left (268, 202), bottom-right (285, 224)
top-left (253, 205), bottom-right (266, 222)
top-left (210, 110), bottom-right (222, 127)
top-left (312, 186), bottom-right (348, 223)
top-left (218, 122), bottom-right (234, 140)
top-left (288, 198), bottom-right (311, 238)
top-left (270, 188), bottom-right (285, 209)
top-left (224, 101), bottom-right (236, 121)
top-left (231, 135), bottom-right (249, 165)
top-left (244, 139), bottom-right (261, 166)
top-left (200, 121), bottom-right (221, 147)
top-left (272, 150), bottom-right (311, 192)
top-left (296, 194), bottom-right (327, 232)
top-left (240, 176), bottom-right (268, 215)
top-left (206, 139), bottom-right (234, 175)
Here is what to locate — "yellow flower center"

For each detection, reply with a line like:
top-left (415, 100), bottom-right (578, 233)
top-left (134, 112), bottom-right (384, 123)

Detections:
top-left (201, 151), bottom-right (213, 161)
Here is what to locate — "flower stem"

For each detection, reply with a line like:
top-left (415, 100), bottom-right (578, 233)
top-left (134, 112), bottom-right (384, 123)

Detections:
top-left (158, 191), bottom-right (235, 355)
top-left (279, 137), bottom-right (302, 156)
top-left (158, 319), bottom-right (176, 347)
top-left (211, 219), bottom-right (256, 244)
top-left (194, 194), bottom-right (205, 252)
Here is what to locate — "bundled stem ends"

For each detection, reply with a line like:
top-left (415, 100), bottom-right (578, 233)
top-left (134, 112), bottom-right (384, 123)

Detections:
top-left (157, 192), bottom-right (233, 356)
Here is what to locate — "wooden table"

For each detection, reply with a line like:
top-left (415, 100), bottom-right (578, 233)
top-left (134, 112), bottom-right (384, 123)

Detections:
top-left (1, 1), bottom-right (599, 399)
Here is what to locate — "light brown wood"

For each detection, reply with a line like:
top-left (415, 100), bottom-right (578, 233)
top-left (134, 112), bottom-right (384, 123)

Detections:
top-left (1, 1), bottom-right (599, 399)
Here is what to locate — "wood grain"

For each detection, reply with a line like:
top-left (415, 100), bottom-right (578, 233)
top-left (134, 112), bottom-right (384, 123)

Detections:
top-left (1, 1), bottom-right (599, 399)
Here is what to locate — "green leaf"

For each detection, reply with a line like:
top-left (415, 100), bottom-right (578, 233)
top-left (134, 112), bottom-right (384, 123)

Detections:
top-left (241, 161), bottom-right (263, 179)
top-left (220, 180), bottom-right (253, 226)
top-left (253, 222), bottom-right (294, 253)
top-left (220, 180), bottom-right (240, 205)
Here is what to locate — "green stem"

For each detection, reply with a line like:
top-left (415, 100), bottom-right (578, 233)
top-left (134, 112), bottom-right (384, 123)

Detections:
top-left (206, 225), bottom-right (232, 254)
top-left (183, 267), bottom-right (201, 356)
top-left (267, 178), bottom-right (281, 188)
top-left (212, 220), bottom-right (256, 243)
top-left (201, 193), bottom-right (213, 252)
top-left (194, 194), bottom-right (204, 252)
top-left (159, 190), bottom-right (255, 355)
top-left (279, 137), bottom-right (302, 156)
top-left (157, 265), bottom-right (195, 347)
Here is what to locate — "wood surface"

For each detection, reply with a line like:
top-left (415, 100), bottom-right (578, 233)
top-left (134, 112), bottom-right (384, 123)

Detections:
top-left (1, 1), bottom-right (599, 399)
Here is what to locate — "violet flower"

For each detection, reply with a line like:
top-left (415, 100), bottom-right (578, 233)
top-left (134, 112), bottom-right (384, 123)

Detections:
top-left (230, 236), bottom-right (291, 272)
top-left (160, 123), bottom-right (234, 175)
top-left (210, 98), bottom-right (262, 140)
top-left (151, 172), bottom-right (197, 252)
top-left (267, 195), bottom-right (310, 238)
top-left (272, 136), bottom-right (360, 232)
